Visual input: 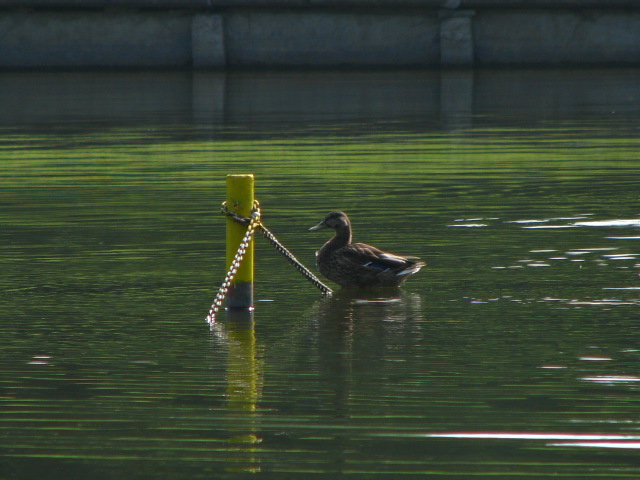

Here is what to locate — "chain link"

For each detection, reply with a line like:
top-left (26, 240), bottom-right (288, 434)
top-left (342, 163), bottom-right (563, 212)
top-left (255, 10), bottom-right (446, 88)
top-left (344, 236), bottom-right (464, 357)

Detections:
top-left (206, 200), bottom-right (333, 324)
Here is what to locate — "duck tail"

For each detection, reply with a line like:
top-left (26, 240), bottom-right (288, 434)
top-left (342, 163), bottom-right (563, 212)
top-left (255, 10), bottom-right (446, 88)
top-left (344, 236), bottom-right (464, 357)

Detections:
top-left (396, 260), bottom-right (425, 277)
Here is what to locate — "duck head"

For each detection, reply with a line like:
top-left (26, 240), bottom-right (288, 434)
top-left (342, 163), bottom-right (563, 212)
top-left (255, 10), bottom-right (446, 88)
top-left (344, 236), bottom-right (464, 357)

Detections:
top-left (309, 211), bottom-right (351, 232)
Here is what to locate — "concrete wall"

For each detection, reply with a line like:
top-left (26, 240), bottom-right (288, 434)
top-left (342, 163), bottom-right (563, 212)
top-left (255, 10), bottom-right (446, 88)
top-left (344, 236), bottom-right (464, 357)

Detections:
top-left (1, 2), bottom-right (639, 68)
top-left (0, 11), bottom-right (194, 68)
top-left (1, 1), bottom-right (639, 7)
top-left (475, 10), bottom-right (640, 65)
top-left (224, 12), bottom-right (440, 67)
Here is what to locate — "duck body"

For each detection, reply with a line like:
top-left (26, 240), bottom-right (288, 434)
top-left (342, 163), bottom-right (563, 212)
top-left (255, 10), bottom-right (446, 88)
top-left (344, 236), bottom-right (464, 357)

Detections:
top-left (309, 211), bottom-right (425, 288)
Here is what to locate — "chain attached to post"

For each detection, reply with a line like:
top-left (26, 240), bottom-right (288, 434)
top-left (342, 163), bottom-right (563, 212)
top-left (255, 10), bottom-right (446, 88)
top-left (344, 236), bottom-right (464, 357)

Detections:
top-left (206, 202), bottom-right (262, 325)
top-left (206, 200), bottom-right (333, 324)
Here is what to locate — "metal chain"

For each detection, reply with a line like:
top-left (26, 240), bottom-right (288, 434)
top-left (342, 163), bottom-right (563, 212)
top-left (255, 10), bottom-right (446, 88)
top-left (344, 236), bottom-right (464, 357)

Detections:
top-left (205, 201), bottom-right (261, 325)
top-left (206, 200), bottom-right (333, 324)
top-left (259, 224), bottom-right (333, 295)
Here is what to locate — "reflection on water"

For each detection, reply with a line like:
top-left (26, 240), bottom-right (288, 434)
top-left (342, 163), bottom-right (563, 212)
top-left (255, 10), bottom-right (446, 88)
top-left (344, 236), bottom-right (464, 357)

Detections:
top-left (2, 69), bottom-right (640, 479)
top-left (219, 311), bottom-right (262, 473)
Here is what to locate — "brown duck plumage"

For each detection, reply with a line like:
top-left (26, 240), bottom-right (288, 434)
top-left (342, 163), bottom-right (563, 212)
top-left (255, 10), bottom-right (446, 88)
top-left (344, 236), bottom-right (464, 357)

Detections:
top-left (309, 211), bottom-right (425, 288)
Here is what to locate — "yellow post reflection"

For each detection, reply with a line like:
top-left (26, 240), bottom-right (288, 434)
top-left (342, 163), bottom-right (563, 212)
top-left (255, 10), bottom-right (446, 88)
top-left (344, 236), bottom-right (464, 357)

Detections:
top-left (225, 309), bottom-right (261, 473)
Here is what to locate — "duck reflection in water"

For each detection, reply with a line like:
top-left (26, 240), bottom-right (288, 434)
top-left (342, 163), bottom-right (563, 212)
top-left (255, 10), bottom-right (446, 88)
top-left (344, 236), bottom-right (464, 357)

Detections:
top-left (310, 290), bottom-right (424, 416)
top-left (309, 211), bottom-right (425, 288)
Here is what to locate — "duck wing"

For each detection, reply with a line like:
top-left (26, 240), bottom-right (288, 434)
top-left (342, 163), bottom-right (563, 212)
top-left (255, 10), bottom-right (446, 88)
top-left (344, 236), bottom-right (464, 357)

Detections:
top-left (343, 243), bottom-right (421, 271)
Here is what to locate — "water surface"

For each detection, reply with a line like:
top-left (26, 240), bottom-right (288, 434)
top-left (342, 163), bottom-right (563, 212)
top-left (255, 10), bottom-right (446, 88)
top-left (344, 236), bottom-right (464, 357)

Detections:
top-left (2, 69), bottom-right (640, 479)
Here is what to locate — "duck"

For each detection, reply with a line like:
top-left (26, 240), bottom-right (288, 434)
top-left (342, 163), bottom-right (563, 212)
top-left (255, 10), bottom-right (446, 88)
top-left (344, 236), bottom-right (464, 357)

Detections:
top-left (309, 211), bottom-right (425, 288)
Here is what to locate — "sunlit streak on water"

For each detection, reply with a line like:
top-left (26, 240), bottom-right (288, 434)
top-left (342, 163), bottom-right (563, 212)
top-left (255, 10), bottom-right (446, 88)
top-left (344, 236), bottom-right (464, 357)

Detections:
top-left (523, 217), bottom-right (640, 229)
top-left (550, 442), bottom-right (640, 449)
top-left (568, 299), bottom-right (639, 306)
top-left (524, 225), bottom-right (578, 229)
top-left (424, 432), bottom-right (640, 451)
top-left (581, 376), bottom-right (640, 383)
top-left (575, 219), bottom-right (640, 227)
top-left (447, 223), bottom-right (488, 228)
top-left (425, 432), bottom-right (640, 441)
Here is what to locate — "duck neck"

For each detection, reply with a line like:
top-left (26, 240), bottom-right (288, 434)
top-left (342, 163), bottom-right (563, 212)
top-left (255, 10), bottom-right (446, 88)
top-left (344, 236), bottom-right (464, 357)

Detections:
top-left (324, 225), bottom-right (351, 253)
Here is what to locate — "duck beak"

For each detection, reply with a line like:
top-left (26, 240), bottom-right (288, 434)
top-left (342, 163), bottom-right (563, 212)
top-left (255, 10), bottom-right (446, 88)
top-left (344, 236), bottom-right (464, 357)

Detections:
top-left (309, 221), bottom-right (327, 232)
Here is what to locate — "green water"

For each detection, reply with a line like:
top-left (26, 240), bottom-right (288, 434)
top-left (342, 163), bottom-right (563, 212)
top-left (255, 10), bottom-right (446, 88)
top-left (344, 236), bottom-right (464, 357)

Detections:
top-left (2, 69), bottom-right (640, 479)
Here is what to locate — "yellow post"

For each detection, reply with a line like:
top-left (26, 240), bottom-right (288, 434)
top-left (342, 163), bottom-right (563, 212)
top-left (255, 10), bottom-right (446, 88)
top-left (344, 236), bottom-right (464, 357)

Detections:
top-left (226, 174), bottom-right (254, 309)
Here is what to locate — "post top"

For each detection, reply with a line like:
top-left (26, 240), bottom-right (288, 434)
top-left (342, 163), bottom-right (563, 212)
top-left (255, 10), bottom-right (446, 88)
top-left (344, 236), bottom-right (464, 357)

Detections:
top-left (226, 174), bottom-right (255, 190)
